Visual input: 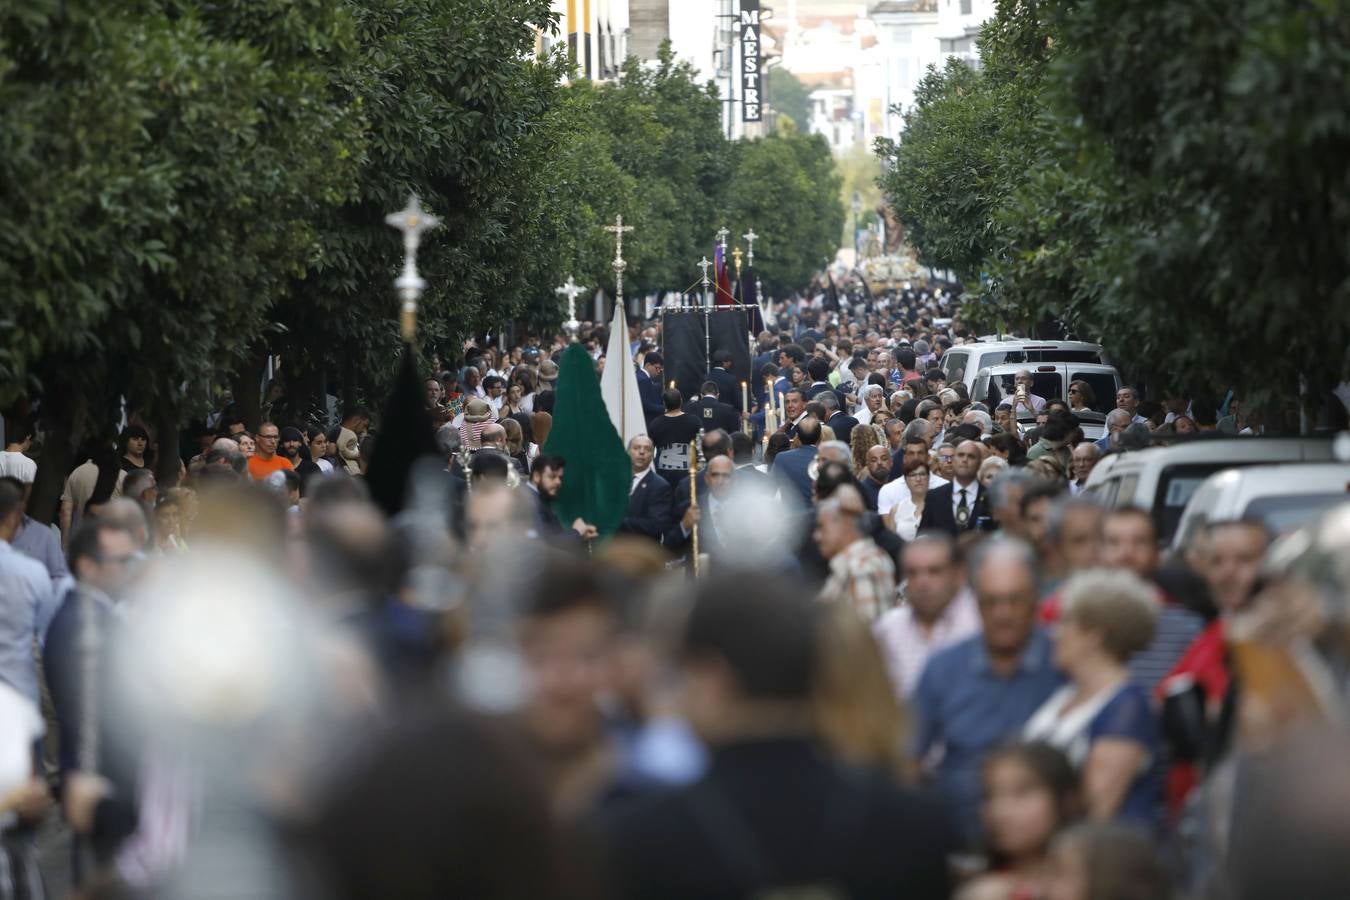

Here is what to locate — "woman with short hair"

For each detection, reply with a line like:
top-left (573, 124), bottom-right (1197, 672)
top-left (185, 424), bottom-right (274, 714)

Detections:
top-left (1023, 570), bottom-right (1162, 826)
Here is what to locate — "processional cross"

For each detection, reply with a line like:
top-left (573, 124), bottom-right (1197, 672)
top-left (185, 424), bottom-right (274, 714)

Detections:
top-left (385, 194), bottom-right (441, 343)
top-left (555, 275), bottom-right (586, 342)
top-left (603, 213), bottom-right (635, 308)
top-left (743, 229), bottom-right (758, 265)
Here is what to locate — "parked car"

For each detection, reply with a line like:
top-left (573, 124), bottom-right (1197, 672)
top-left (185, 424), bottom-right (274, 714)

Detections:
top-left (940, 339), bottom-right (1110, 398)
top-left (971, 363), bottom-right (1123, 415)
top-left (1170, 463), bottom-right (1350, 551)
top-left (1082, 437), bottom-right (1337, 545)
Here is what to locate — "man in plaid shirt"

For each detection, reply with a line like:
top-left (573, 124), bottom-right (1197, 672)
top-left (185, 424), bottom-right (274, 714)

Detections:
top-left (815, 485), bottom-right (897, 621)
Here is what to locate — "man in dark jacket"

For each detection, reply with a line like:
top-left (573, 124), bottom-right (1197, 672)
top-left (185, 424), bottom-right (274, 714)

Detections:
top-left (600, 572), bottom-right (954, 899)
top-left (705, 349), bottom-right (743, 412)
top-left (684, 382), bottom-right (740, 435)
top-left (619, 435), bottom-right (673, 541)
top-left (44, 519), bottom-right (143, 866)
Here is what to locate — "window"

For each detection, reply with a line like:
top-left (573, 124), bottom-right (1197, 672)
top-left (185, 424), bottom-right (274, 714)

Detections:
top-left (961, 0), bottom-right (973, 13)
top-left (1072, 371), bottom-right (1120, 413)
top-left (942, 349), bottom-right (970, 384)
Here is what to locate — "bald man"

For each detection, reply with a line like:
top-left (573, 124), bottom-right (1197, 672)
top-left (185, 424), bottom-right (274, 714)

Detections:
top-left (918, 440), bottom-right (989, 535)
top-left (619, 435), bottom-right (673, 541)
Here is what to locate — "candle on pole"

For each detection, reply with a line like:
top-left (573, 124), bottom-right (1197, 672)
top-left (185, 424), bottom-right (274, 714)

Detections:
top-left (384, 194), bottom-right (441, 343)
top-left (554, 276), bottom-right (586, 343)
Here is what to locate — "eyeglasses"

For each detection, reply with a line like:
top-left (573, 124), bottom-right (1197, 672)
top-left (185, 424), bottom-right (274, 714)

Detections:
top-left (259, 433), bottom-right (279, 441)
top-left (938, 455), bottom-right (955, 463)
top-left (1068, 387), bottom-right (1081, 395)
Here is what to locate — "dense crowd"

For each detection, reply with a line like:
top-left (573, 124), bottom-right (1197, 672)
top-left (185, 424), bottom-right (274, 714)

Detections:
top-left (1, 285), bottom-right (1348, 899)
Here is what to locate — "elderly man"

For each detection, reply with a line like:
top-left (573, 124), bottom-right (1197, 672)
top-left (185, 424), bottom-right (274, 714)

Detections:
top-left (816, 485), bottom-right (896, 621)
top-left (1116, 386), bottom-right (1148, 425)
top-left (912, 539), bottom-right (1063, 846)
top-left (1070, 441), bottom-right (1102, 494)
top-left (1010, 369), bottom-right (1046, 415)
top-left (1095, 408), bottom-right (1133, 452)
top-left (619, 435), bottom-right (673, 542)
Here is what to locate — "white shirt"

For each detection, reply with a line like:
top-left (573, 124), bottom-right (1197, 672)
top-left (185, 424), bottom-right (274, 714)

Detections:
top-left (631, 466), bottom-right (653, 495)
top-left (877, 473), bottom-right (948, 517)
top-left (0, 679), bottom-right (43, 830)
top-left (950, 480), bottom-right (980, 519)
top-left (873, 588), bottom-right (981, 697)
top-left (1069, 480), bottom-right (1086, 496)
top-left (0, 451), bottom-right (36, 484)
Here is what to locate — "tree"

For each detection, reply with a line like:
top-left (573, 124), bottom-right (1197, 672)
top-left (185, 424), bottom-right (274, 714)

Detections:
top-left (874, 0), bottom-right (1055, 284)
top-left (1039, 0), bottom-right (1350, 412)
top-left (768, 67), bottom-right (812, 132)
top-left (724, 131), bottom-right (844, 295)
top-left (270, 0), bottom-right (573, 417)
top-left (1, 0), bottom-right (364, 513)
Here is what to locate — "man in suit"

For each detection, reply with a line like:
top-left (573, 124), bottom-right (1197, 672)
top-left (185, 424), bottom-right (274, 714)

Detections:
top-left (705, 349), bottom-right (743, 412)
top-left (44, 519), bottom-right (143, 865)
top-left (635, 351), bottom-right (665, 422)
top-left (817, 391), bottom-right (858, 446)
top-left (665, 432), bottom-right (732, 556)
top-left (802, 357), bottom-right (834, 401)
top-left (602, 571), bottom-right (954, 899)
top-left (685, 382), bottom-right (740, 435)
top-left (620, 435), bottom-right (673, 541)
top-left (782, 388), bottom-right (809, 440)
top-left (771, 416), bottom-right (821, 509)
top-left (729, 432), bottom-right (768, 489)
top-left (918, 440), bottom-right (989, 536)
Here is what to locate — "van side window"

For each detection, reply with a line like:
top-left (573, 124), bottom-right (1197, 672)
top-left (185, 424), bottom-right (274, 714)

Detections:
top-left (943, 350), bottom-right (969, 384)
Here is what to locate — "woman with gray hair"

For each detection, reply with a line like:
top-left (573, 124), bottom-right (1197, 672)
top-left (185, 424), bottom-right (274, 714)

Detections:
top-left (855, 383), bottom-right (886, 426)
top-left (1023, 569), bottom-right (1163, 827)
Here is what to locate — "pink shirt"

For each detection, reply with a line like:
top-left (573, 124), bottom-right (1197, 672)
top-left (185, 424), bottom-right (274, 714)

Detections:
top-left (873, 588), bottom-right (981, 698)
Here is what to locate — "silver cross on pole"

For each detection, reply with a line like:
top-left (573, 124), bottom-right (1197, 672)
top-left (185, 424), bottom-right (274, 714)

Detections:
top-left (602, 213), bottom-right (635, 310)
top-left (715, 226), bottom-right (730, 250)
top-left (697, 256), bottom-right (713, 308)
top-left (555, 275), bottom-right (586, 342)
top-left (385, 194), bottom-right (441, 343)
top-left (743, 229), bottom-right (758, 265)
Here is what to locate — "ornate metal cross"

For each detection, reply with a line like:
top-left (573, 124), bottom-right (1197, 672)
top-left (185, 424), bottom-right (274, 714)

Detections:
top-left (602, 213), bottom-right (635, 308)
top-left (697, 256), bottom-right (713, 287)
top-left (555, 275), bottom-right (586, 342)
top-left (715, 226), bottom-right (730, 249)
top-left (385, 194), bottom-right (441, 342)
top-left (743, 228), bottom-right (758, 265)
top-left (733, 246), bottom-right (744, 280)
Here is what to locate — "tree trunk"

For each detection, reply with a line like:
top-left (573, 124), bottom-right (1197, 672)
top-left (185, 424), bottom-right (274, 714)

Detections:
top-left (154, 398), bottom-right (181, 489)
top-left (29, 387), bottom-right (87, 526)
top-left (234, 342), bottom-right (269, 431)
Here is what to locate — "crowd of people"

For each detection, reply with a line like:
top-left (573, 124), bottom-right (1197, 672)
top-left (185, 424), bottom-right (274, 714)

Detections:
top-left (0, 285), bottom-right (1348, 899)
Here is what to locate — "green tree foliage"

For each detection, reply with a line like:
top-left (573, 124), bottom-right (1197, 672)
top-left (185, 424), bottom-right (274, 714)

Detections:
top-left (875, 0), bottom-right (1350, 414)
top-left (272, 0), bottom-right (571, 414)
top-left (0, 0), bottom-right (363, 499)
top-left (768, 67), bottom-right (812, 132)
top-left (724, 132), bottom-right (844, 295)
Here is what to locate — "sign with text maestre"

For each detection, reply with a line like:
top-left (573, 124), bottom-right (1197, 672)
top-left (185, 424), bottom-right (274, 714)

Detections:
top-left (741, 0), bottom-right (762, 122)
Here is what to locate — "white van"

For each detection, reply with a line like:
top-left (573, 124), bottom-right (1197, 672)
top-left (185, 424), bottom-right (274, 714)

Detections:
top-left (1082, 438), bottom-right (1337, 545)
top-left (1170, 463), bottom-right (1350, 551)
top-left (939, 340), bottom-right (1109, 397)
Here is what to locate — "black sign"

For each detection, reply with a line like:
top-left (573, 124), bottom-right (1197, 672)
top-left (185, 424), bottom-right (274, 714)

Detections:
top-left (741, 0), bottom-right (762, 122)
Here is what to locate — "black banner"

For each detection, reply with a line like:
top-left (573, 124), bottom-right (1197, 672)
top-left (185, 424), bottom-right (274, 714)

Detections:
top-left (741, 0), bottom-right (762, 122)
top-left (661, 308), bottom-right (753, 402)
